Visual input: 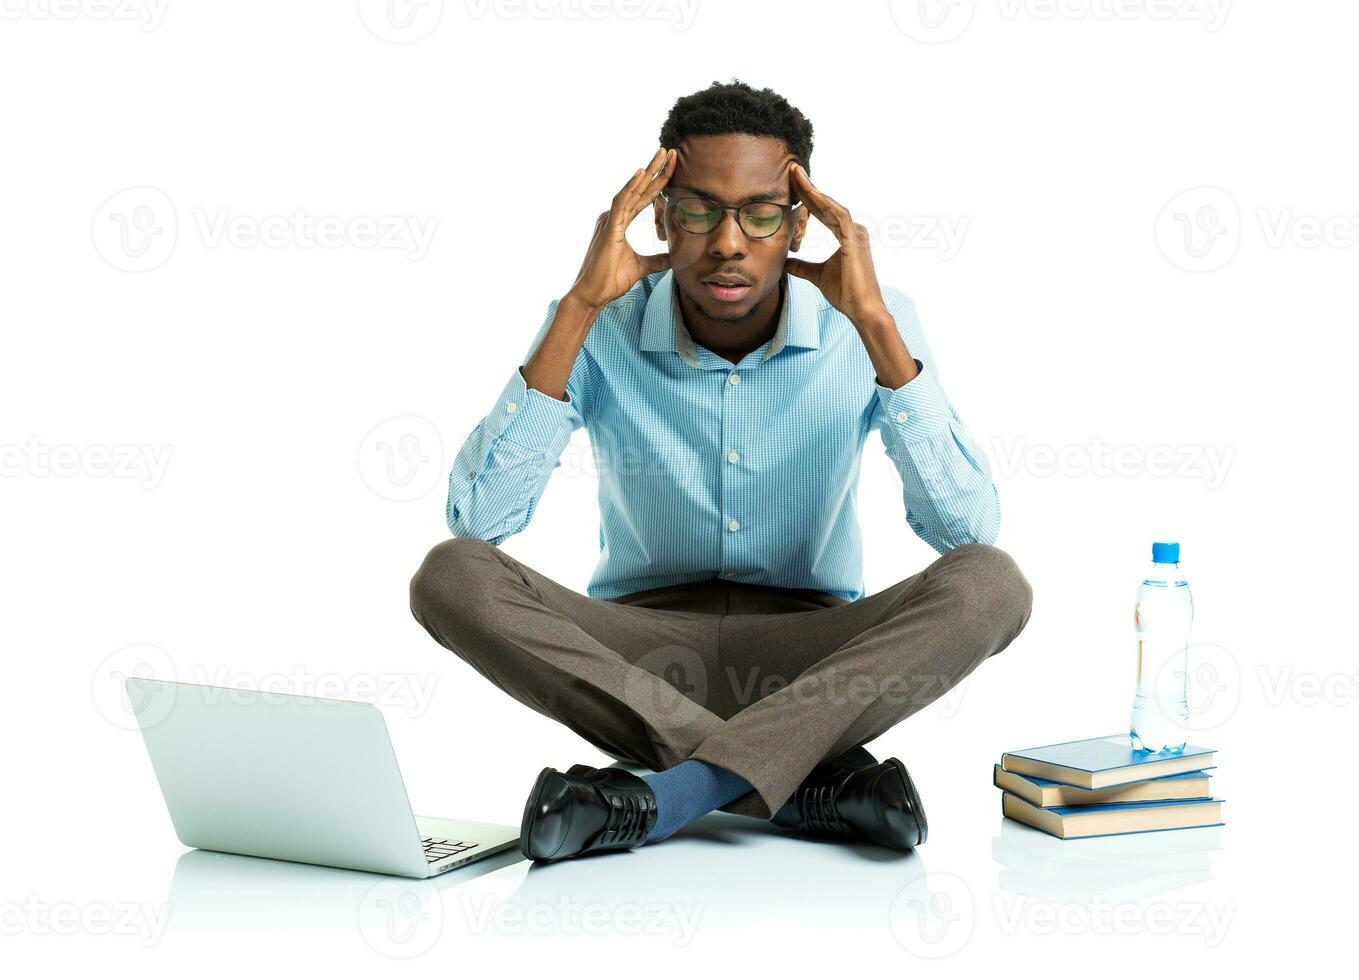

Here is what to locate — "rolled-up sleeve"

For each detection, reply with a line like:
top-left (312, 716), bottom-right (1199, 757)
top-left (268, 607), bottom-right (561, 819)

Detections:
top-left (446, 298), bottom-right (592, 543)
top-left (870, 291), bottom-right (1001, 551)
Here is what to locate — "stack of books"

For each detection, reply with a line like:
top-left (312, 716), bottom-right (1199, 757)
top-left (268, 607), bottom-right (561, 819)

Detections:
top-left (994, 735), bottom-right (1225, 839)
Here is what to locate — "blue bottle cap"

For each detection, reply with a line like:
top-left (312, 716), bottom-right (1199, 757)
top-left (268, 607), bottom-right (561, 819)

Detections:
top-left (1152, 541), bottom-right (1180, 563)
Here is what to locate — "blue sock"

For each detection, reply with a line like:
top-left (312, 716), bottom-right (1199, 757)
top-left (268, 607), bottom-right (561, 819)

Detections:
top-left (640, 760), bottom-right (754, 842)
top-left (770, 746), bottom-right (878, 827)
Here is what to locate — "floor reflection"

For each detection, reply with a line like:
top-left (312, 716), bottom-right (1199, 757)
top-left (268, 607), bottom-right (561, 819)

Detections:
top-left (505, 812), bottom-right (926, 933)
top-left (163, 812), bottom-right (933, 939)
top-left (165, 845), bottom-right (526, 933)
top-left (992, 818), bottom-right (1222, 903)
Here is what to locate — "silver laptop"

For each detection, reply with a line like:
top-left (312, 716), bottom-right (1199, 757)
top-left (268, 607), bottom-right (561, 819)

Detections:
top-left (126, 677), bottom-right (520, 878)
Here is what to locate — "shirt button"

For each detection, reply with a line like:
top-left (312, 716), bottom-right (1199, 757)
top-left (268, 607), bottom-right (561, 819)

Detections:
top-left (728, 518), bottom-right (740, 532)
top-left (896, 410), bottom-right (909, 423)
top-left (727, 450), bottom-right (740, 464)
top-left (506, 401), bottom-right (518, 414)
top-left (727, 373), bottom-right (740, 386)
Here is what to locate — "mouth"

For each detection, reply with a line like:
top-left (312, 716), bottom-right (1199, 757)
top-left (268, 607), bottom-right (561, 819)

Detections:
top-left (702, 275), bottom-right (754, 303)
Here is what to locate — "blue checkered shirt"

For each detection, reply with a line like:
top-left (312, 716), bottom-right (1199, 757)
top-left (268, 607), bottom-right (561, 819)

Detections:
top-left (447, 270), bottom-right (999, 601)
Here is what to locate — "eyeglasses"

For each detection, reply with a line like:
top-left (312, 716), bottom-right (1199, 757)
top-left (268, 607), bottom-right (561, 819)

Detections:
top-left (660, 190), bottom-right (801, 240)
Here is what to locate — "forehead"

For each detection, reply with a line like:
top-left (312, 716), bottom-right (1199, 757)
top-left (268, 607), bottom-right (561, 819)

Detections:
top-left (671, 134), bottom-right (796, 200)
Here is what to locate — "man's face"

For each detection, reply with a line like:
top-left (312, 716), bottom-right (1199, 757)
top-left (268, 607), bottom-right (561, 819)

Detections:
top-left (652, 133), bottom-right (809, 323)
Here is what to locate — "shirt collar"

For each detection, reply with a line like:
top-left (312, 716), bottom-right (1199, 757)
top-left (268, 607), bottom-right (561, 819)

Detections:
top-left (639, 270), bottom-right (821, 368)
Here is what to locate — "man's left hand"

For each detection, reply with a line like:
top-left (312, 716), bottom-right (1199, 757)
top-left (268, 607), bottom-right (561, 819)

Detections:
top-left (783, 163), bottom-right (893, 331)
top-left (784, 164), bottom-right (917, 386)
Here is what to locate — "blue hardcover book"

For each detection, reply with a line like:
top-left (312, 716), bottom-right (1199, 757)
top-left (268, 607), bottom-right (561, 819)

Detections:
top-left (1000, 734), bottom-right (1216, 789)
top-left (1001, 793), bottom-right (1225, 840)
top-left (993, 765), bottom-right (1214, 808)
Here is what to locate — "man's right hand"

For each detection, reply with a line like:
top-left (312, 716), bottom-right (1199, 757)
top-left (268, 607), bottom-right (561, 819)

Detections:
top-left (568, 146), bottom-right (677, 310)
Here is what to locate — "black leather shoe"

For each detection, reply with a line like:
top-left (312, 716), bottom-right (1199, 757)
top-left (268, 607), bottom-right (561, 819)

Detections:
top-left (780, 757), bottom-right (927, 850)
top-left (520, 764), bottom-right (658, 861)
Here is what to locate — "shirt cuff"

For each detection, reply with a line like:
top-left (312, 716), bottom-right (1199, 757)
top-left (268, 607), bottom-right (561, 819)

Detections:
top-left (484, 365), bottom-right (577, 454)
top-left (874, 359), bottom-right (952, 445)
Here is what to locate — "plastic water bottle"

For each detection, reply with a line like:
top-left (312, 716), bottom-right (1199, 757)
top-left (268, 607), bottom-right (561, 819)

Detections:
top-left (1130, 541), bottom-right (1194, 753)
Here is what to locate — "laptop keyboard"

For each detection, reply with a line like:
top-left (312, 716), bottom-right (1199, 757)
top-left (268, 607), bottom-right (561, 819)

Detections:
top-left (422, 836), bottom-right (479, 863)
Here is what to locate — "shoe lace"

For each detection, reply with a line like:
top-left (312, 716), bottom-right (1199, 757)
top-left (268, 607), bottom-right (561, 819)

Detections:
top-left (796, 776), bottom-right (849, 835)
top-left (599, 790), bottom-right (657, 846)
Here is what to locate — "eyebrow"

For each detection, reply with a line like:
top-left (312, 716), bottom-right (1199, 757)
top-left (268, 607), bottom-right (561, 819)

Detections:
top-left (670, 185), bottom-right (791, 205)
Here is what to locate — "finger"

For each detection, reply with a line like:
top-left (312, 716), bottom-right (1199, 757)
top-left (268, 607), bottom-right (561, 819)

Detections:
top-left (623, 147), bottom-right (676, 217)
top-left (610, 148), bottom-right (665, 215)
top-left (638, 148), bottom-right (677, 209)
top-left (612, 148), bottom-right (674, 229)
top-left (783, 256), bottom-right (824, 288)
top-left (649, 145), bottom-right (673, 177)
top-left (625, 147), bottom-right (670, 201)
top-left (623, 146), bottom-right (667, 192)
top-left (790, 164), bottom-right (854, 240)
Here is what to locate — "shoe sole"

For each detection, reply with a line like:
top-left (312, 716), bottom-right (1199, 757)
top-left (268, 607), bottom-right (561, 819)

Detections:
top-left (885, 757), bottom-right (928, 848)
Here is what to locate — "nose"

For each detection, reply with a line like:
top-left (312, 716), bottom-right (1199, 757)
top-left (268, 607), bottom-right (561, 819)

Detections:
top-left (707, 210), bottom-right (747, 259)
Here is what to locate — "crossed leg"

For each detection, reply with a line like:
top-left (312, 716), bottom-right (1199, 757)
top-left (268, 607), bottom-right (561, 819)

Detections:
top-left (409, 536), bottom-right (729, 775)
top-left (409, 537), bottom-right (1032, 820)
top-left (683, 543), bottom-right (1033, 817)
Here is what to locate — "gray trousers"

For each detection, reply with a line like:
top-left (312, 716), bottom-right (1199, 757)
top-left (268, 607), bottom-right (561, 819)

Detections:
top-left (409, 538), bottom-right (1032, 820)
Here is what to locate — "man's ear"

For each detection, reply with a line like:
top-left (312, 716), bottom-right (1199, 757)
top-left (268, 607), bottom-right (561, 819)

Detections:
top-left (653, 199), bottom-right (668, 242)
top-left (788, 204), bottom-right (809, 253)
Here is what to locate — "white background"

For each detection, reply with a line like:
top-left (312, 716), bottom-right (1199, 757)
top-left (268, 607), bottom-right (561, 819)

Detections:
top-left (2, 0), bottom-right (1354, 974)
